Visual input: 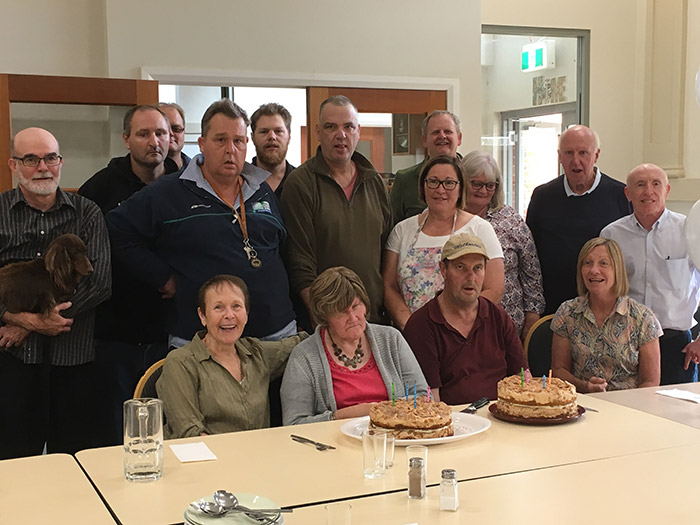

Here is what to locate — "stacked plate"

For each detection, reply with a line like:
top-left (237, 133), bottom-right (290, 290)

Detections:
top-left (184, 494), bottom-right (284, 525)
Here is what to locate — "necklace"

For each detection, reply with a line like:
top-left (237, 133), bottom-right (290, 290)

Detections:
top-left (327, 330), bottom-right (364, 369)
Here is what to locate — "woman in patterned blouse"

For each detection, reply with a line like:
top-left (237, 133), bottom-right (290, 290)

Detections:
top-left (550, 238), bottom-right (661, 392)
top-left (461, 151), bottom-right (545, 338)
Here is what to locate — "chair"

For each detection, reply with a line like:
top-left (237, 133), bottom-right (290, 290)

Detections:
top-left (133, 359), bottom-right (166, 398)
top-left (523, 314), bottom-right (554, 377)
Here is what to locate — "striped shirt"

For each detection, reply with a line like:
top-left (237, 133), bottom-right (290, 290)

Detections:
top-left (0, 188), bottom-right (111, 365)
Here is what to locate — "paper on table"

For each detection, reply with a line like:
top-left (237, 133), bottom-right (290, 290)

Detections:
top-left (656, 389), bottom-right (700, 404)
top-left (169, 442), bottom-right (217, 462)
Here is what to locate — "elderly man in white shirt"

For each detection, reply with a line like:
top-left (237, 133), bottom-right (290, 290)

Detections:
top-left (602, 163), bottom-right (700, 385)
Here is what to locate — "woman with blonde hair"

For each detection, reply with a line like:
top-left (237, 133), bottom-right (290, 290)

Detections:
top-left (551, 238), bottom-right (661, 392)
top-left (281, 266), bottom-right (427, 425)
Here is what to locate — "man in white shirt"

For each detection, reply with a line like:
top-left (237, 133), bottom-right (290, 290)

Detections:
top-left (601, 163), bottom-right (700, 384)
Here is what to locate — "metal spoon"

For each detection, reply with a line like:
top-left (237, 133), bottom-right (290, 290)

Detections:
top-left (213, 489), bottom-right (292, 514)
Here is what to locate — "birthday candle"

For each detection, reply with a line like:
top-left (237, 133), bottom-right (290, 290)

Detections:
top-left (521, 367), bottom-right (524, 387)
top-left (526, 368), bottom-right (531, 384)
top-left (405, 384), bottom-right (409, 401)
top-left (542, 375), bottom-right (546, 389)
top-left (548, 369), bottom-right (552, 386)
top-left (413, 382), bottom-right (417, 409)
top-left (426, 386), bottom-right (431, 402)
top-left (392, 382), bottom-right (395, 406)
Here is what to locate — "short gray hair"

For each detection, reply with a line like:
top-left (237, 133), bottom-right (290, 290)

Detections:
top-left (421, 110), bottom-right (461, 136)
top-left (460, 150), bottom-right (505, 211)
top-left (318, 95), bottom-right (358, 119)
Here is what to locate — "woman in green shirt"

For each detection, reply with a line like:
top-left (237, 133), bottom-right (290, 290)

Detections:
top-left (156, 274), bottom-right (306, 438)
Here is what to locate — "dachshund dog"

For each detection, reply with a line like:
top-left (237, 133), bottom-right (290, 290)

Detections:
top-left (0, 234), bottom-right (93, 314)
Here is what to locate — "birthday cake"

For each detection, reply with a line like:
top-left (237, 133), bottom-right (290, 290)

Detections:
top-left (369, 398), bottom-right (453, 440)
top-left (496, 375), bottom-right (578, 419)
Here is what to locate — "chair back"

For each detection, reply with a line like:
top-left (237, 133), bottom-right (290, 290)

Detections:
top-left (523, 314), bottom-right (554, 377)
top-left (133, 359), bottom-right (166, 399)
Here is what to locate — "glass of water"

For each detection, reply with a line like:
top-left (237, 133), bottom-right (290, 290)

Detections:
top-left (123, 398), bottom-right (164, 482)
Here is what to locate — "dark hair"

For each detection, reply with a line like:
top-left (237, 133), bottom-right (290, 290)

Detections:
top-left (123, 105), bottom-right (167, 137)
top-left (197, 274), bottom-right (250, 312)
top-left (418, 155), bottom-right (465, 208)
top-left (250, 103), bottom-right (292, 133)
top-left (201, 99), bottom-right (250, 137)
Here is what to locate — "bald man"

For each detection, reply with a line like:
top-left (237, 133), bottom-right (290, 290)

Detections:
top-left (0, 128), bottom-right (111, 458)
top-left (602, 163), bottom-right (700, 385)
top-left (526, 125), bottom-right (631, 314)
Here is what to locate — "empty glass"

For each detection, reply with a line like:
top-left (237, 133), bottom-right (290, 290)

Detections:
top-left (325, 502), bottom-right (352, 525)
top-left (123, 398), bottom-right (164, 482)
top-left (362, 429), bottom-right (387, 479)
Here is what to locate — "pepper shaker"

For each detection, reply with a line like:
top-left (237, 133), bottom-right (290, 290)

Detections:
top-left (439, 468), bottom-right (459, 511)
top-left (408, 457), bottom-right (426, 499)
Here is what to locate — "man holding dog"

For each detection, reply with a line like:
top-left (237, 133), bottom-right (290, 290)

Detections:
top-left (0, 127), bottom-right (111, 459)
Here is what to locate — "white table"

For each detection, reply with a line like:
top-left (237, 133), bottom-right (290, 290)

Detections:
top-left (76, 394), bottom-right (700, 525)
top-left (0, 453), bottom-right (115, 524)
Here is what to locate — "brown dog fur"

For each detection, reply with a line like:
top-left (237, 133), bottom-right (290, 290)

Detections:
top-left (0, 234), bottom-right (93, 314)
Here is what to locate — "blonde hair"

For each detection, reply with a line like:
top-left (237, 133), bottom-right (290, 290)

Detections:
top-left (576, 238), bottom-right (628, 297)
top-left (308, 267), bottom-right (370, 326)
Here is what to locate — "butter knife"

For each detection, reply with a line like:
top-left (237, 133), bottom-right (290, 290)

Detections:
top-left (290, 434), bottom-right (336, 450)
top-left (461, 397), bottom-right (490, 413)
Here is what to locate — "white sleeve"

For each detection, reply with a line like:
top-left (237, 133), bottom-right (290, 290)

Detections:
top-left (385, 217), bottom-right (415, 254)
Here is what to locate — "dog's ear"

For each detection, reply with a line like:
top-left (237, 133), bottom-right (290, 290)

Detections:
top-left (45, 241), bottom-right (74, 294)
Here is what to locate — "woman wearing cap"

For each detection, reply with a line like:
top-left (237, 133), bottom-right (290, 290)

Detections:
top-left (551, 238), bottom-right (661, 392)
top-left (383, 155), bottom-right (504, 330)
top-left (281, 266), bottom-right (427, 425)
top-left (461, 150), bottom-right (545, 338)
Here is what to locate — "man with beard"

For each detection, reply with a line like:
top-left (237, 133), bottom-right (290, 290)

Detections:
top-left (391, 110), bottom-right (462, 223)
top-left (160, 102), bottom-right (191, 169)
top-left (281, 95), bottom-right (392, 325)
top-left (403, 233), bottom-right (524, 404)
top-left (250, 103), bottom-right (294, 198)
top-left (79, 105), bottom-right (179, 445)
top-left (0, 127), bottom-right (111, 458)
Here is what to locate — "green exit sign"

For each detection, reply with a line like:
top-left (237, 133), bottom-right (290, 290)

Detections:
top-left (521, 41), bottom-right (555, 72)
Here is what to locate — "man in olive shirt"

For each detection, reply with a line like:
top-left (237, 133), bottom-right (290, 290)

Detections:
top-left (281, 96), bottom-right (392, 325)
top-left (391, 110), bottom-right (462, 223)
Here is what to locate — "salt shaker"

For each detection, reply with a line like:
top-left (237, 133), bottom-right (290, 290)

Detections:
top-left (439, 468), bottom-right (459, 511)
top-left (407, 457), bottom-right (426, 499)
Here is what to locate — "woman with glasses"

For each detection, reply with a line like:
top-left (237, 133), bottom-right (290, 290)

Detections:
top-left (461, 151), bottom-right (545, 338)
top-left (383, 155), bottom-right (504, 329)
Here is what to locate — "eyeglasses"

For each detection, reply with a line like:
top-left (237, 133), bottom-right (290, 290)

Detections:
top-left (12, 154), bottom-right (62, 167)
top-left (469, 180), bottom-right (499, 191)
top-left (425, 178), bottom-right (460, 191)
top-left (170, 126), bottom-right (185, 134)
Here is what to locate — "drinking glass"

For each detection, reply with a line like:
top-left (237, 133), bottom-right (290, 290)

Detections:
top-left (405, 444), bottom-right (428, 473)
top-left (325, 502), bottom-right (352, 525)
top-left (123, 398), bottom-right (164, 482)
top-left (362, 429), bottom-right (387, 479)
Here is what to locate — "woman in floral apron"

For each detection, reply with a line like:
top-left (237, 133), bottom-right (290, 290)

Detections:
top-left (383, 156), bottom-right (504, 329)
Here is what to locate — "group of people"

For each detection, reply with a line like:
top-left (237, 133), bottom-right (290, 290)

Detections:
top-left (0, 94), bottom-right (698, 456)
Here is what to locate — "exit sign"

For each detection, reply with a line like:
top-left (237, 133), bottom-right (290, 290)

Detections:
top-left (521, 40), bottom-right (555, 72)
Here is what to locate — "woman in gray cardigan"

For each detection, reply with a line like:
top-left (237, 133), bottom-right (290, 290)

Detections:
top-left (281, 266), bottom-right (427, 425)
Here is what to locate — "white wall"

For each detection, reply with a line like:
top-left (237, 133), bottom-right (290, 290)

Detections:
top-left (103, 0), bottom-right (482, 151)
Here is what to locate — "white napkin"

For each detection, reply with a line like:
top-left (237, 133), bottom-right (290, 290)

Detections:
top-left (656, 389), bottom-right (700, 404)
top-left (169, 441), bottom-right (218, 462)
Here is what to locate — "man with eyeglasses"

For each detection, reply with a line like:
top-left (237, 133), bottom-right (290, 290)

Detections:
top-left (0, 127), bottom-right (111, 458)
top-left (160, 102), bottom-right (191, 169)
top-left (78, 104), bottom-right (180, 445)
top-left (390, 110), bottom-right (463, 223)
top-left (281, 95), bottom-right (392, 326)
top-left (526, 125), bottom-right (630, 315)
